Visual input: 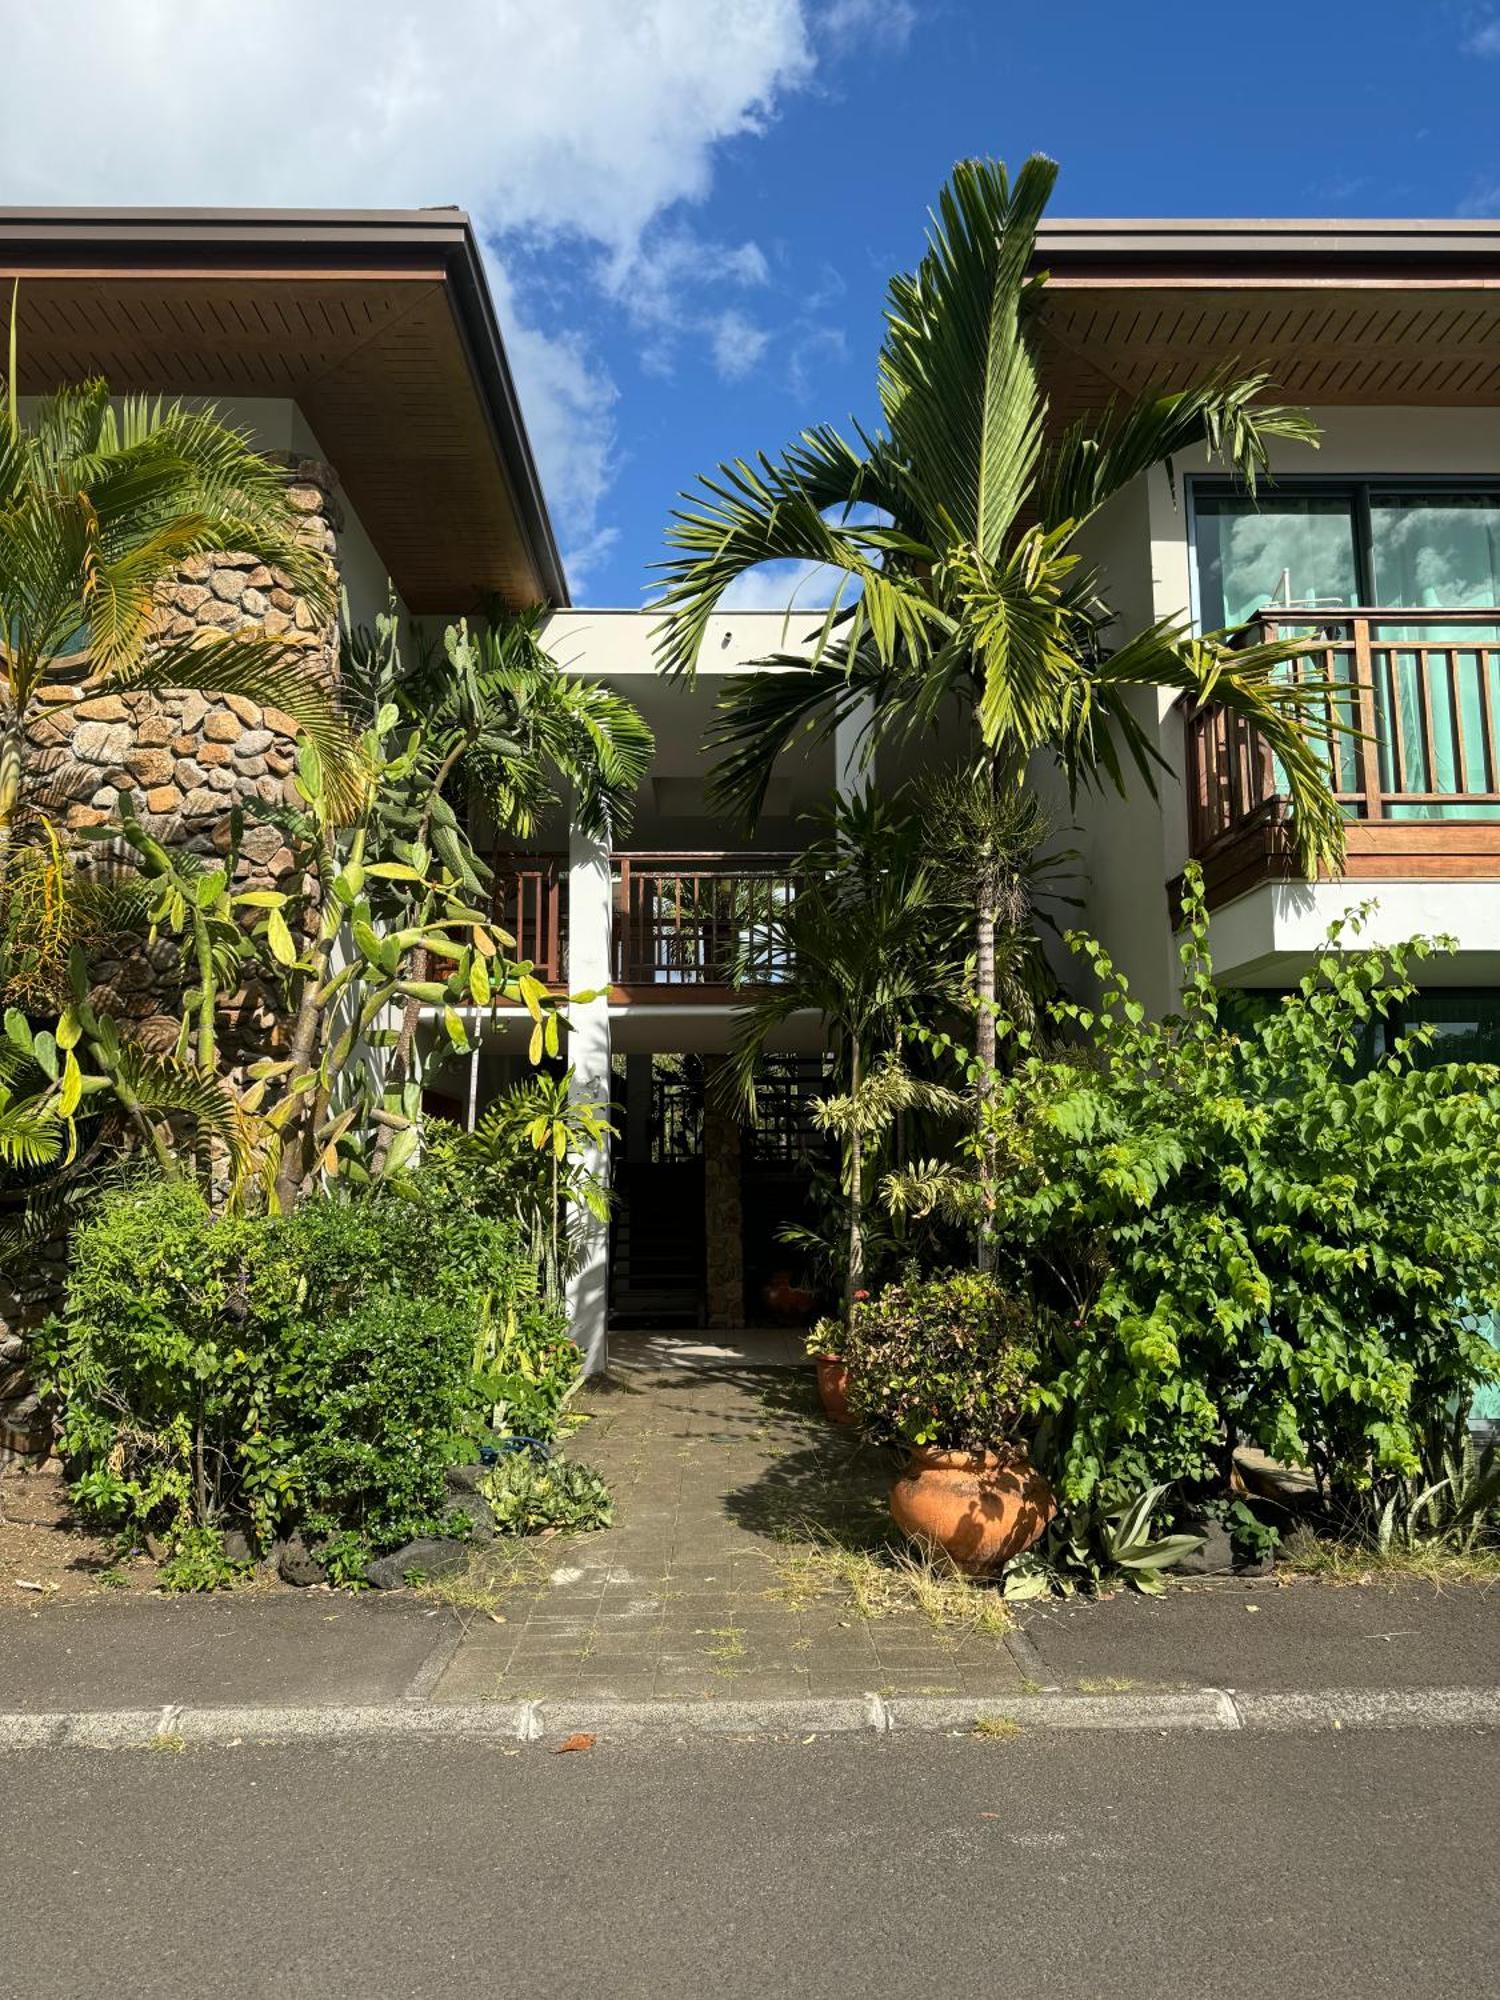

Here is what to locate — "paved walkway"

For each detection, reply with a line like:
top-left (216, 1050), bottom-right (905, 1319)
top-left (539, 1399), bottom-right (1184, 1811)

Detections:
top-left (432, 1363), bottom-right (1029, 1703)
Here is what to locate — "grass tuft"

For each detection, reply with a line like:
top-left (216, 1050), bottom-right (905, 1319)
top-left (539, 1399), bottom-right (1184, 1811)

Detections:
top-left (414, 1541), bottom-right (553, 1615)
top-left (768, 1521), bottom-right (1010, 1638)
top-left (973, 1714), bottom-right (1022, 1740)
top-left (1279, 1525), bottom-right (1500, 1589)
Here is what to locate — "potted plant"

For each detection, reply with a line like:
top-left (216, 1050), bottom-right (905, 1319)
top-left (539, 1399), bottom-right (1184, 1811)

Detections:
top-left (807, 1315), bottom-right (856, 1427)
top-left (844, 1271), bottom-right (1054, 1572)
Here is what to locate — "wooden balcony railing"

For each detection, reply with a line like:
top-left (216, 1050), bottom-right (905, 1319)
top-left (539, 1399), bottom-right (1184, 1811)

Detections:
top-left (1184, 609), bottom-right (1500, 903)
top-left (488, 851), bottom-right (800, 995)
top-left (492, 854), bottom-right (566, 984)
top-left (614, 853), bottom-right (799, 991)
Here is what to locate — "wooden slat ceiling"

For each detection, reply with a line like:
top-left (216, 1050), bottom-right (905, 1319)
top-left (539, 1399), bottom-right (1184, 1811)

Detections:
top-left (7, 271), bottom-right (547, 614)
top-left (1035, 285), bottom-right (1500, 427)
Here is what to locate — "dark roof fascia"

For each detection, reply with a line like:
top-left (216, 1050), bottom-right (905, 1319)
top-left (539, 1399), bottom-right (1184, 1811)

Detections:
top-left (0, 206), bottom-right (570, 607)
top-left (1034, 216), bottom-right (1500, 283)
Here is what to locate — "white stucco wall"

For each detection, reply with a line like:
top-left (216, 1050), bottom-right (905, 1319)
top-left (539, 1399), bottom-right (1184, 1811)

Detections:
top-left (1053, 474), bottom-right (1186, 1012)
top-left (543, 606), bottom-right (819, 676)
top-left (1208, 878), bottom-right (1500, 988)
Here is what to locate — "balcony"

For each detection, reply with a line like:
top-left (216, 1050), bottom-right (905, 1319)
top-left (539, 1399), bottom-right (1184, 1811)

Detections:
top-left (1183, 609), bottom-right (1500, 909)
top-left (492, 851), bottom-right (801, 999)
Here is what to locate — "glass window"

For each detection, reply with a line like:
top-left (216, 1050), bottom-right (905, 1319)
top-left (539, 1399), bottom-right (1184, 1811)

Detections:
top-left (1194, 493), bottom-right (1360, 629)
top-left (1369, 492), bottom-right (1500, 610)
top-left (1400, 990), bottom-right (1500, 1068)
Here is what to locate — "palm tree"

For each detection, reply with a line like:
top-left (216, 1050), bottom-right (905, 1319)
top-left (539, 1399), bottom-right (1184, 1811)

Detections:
top-left (0, 334), bottom-right (355, 884)
top-left (652, 155), bottom-right (1344, 879)
top-left (918, 768), bottom-right (1077, 1264)
top-left (725, 789), bottom-right (963, 1327)
top-left (363, 606), bottom-right (653, 1167)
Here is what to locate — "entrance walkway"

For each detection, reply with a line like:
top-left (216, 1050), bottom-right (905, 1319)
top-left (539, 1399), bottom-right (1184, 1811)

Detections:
top-left (433, 1365), bottom-right (1028, 1703)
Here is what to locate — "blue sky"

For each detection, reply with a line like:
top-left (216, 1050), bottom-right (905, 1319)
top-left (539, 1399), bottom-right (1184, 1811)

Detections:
top-left (520, 0), bottom-right (1500, 604)
top-left (7, 1), bottom-right (1500, 605)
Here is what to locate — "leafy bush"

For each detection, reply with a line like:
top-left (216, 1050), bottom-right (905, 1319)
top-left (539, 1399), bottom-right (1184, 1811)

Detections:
top-left (36, 1178), bottom-right (286, 1548)
top-left (38, 1169), bottom-right (587, 1573)
top-left (964, 874), bottom-right (1500, 1525)
top-left (158, 1525), bottom-right (252, 1594)
top-left (842, 1270), bottom-right (1038, 1452)
top-left (479, 1451), bottom-right (613, 1533)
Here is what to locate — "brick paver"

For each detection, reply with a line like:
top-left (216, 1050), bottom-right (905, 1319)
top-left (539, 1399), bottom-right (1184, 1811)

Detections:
top-left (434, 1363), bottom-right (1025, 1703)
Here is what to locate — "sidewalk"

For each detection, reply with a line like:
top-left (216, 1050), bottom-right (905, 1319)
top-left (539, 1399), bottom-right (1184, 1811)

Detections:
top-left (1, 1361), bottom-right (1497, 1733)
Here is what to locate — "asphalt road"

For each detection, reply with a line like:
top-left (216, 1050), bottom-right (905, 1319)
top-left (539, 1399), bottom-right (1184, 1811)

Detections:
top-left (5, 1727), bottom-right (1498, 1998)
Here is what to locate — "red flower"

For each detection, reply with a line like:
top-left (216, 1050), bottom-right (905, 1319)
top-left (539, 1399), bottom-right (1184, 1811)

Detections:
top-left (853, 1289), bottom-right (870, 1302)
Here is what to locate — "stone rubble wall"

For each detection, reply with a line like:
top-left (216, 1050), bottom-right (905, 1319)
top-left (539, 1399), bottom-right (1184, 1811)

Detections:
top-left (0, 460), bottom-right (344, 1463)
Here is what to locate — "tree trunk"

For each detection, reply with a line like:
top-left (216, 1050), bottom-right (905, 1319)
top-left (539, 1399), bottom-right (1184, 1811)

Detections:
top-left (272, 833), bottom-right (340, 1212)
top-left (974, 903), bottom-right (998, 1273)
top-left (0, 712), bottom-right (27, 900)
top-left (844, 1030), bottom-right (863, 1342)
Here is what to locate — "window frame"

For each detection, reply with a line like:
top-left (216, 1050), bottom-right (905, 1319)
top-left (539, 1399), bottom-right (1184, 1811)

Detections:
top-left (1185, 473), bottom-right (1500, 635)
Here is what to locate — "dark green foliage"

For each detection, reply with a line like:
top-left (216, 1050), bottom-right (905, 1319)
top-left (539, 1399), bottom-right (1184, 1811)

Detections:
top-left (842, 1270), bottom-right (1038, 1453)
top-left (479, 1451), bottom-right (613, 1534)
top-left (38, 1170), bottom-right (583, 1573)
top-left (977, 872), bottom-right (1500, 1524)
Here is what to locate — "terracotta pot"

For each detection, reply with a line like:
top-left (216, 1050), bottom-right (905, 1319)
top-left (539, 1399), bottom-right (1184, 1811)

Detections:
top-left (815, 1354), bottom-right (856, 1427)
top-left (889, 1446), bottom-right (1055, 1574)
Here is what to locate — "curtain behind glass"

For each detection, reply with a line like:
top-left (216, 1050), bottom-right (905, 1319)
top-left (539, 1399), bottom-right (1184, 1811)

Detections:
top-left (1370, 494), bottom-right (1500, 821)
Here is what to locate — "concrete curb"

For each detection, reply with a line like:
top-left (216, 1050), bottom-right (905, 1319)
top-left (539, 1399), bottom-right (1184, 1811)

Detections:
top-left (3, 1684), bottom-right (1500, 1750)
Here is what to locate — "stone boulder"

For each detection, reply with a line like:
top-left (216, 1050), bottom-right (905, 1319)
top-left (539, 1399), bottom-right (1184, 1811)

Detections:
top-left (363, 1537), bottom-right (472, 1591)
top-left (273, 1534), bottom-right (326, 1587)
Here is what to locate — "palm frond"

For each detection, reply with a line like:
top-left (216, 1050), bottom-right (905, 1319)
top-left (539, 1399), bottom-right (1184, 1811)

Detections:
top-left (1039, 367), bottom-right (1322, 526)
top-left (652, 449), bottom-right (947, 682)
top-left (1076, 620), bottom-right (1349, 874)
top-left (878, 153), bottom-right (1057, 560)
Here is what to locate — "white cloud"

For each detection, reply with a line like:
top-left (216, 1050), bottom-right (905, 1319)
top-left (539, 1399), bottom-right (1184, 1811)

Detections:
top-left (818, 0), bottom-right (917, 55)
top-left (0, 0), bottom-right (820, 583)
top-left (1466, 17), bottom-right (1500, 56)
top-left (609, 225), bottom-right (774, 379)
top-left (711, 310), bottom-right (773, 380)
top-left (716, 558), bottom-right (851, 611)
top-left (1456, 181), bottom-right (1500, 216)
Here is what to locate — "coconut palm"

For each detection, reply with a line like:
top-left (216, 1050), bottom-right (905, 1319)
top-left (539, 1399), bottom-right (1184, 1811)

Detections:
top-left (652, 154), bottom-right (1344, 872)
top-left (0, 329), bottom-right (355, 882)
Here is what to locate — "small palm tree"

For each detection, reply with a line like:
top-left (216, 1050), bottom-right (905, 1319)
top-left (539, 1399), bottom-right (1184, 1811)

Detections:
top-left (360, 605), bottom-right (654, 1165)
top-left (653, 154), bottom-right (1344, 874)
top-left (726, 790), bottom-right (963, 1323)
top-left (0, 322), bottom-right (354, 881)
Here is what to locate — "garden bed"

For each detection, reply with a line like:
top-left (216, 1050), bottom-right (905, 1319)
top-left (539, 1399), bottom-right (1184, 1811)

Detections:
top-left (1, 1461), bottom-right (170, 1606)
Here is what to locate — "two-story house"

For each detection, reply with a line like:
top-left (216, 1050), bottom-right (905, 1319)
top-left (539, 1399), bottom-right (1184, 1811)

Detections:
top-left (6, 205), bottom-right (1499, 1383)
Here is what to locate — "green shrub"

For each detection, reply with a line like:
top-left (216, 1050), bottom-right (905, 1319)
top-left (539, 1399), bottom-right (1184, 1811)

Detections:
top-left (479, 1451), bottom-right (613, 1533)
top-left (38, 1169), bottom-right (587, 1575)
top-left (972, 873), bottom-right (1500, 1525)
top-left (842, 1270), bottom-right (1038, 1452)
top-left (36, 1178), bottom-right (289, 1549)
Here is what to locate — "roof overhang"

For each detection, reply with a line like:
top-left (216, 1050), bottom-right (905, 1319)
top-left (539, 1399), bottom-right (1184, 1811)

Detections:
top-left (1032, 217), bottom-right (1500, 423)
top-left (0, 207), bottom-right (568, 612)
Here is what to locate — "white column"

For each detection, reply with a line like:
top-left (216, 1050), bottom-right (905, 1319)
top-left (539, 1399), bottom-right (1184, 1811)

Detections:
top-left (835, 689), bottom-right (875, 802)
top-left (564, 820), bottom-right (613, 1375)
